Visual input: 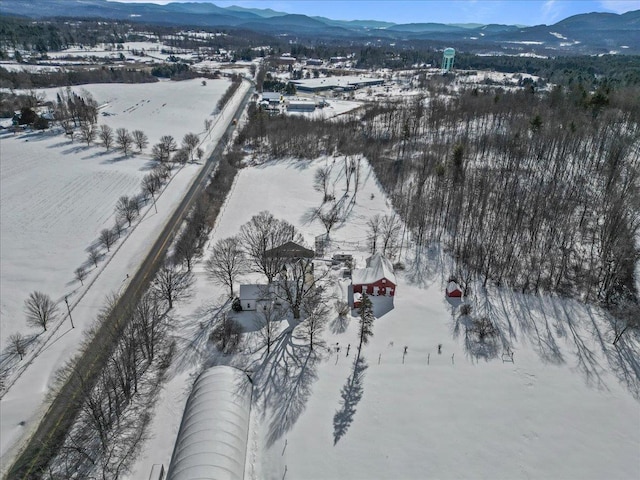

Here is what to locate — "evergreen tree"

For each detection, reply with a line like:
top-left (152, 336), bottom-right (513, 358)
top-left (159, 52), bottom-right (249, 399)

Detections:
top-left (356, 292), bottom-right (375, 360)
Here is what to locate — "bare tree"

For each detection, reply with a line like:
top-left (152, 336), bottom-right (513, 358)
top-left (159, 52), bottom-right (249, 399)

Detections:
top-left (115, 195), bottom-right (137, 226)
top-left (152, 143), bottom-right (170, 163)
top-left (172, 148), bottom-right (189, 165)
top-left (299, 287), bottom-right (330, 351)
top-left (99, 124), bottom-right (114, 150)
top-left (8, 332), bottom-right (27, 360)
top-left (113, 218), bottom-right (125, 238)
top-left (159, 135), bottom-right (177, 154)
top-left (273, 258), bottom-right (326, 320)
top-left (611, 295), bottom-right (640, 345)
top-left (173, 227), bottom-right (198, 272)
top-left (205, 236), bottom-right (247, 298)
top-left (116, 128), bottom-right (133, 156)
top-left (131, 129), bottom-right (148, 152)
top-left (204, 118), bottom-right (212, 132)
top-left (367, 214), bottom-right (382, 254)
top-left (313, 165), bottom-right (333, 202)
top-left (24, 291), bottom-right (58, 331)
top-left (181, 132), bottom-right (200, 162)
top-left (78, 122), bottom-right (96, 146)
top-left (151, 264), bottom-right (194, 310)
top-left (132, 292), bottom-right (165, 361)
top-left (88, 246), bottom-right (100, 268)
top-left (380, 215), bottom-right (401, 258)
top-left (312, 202), bottom-right (342, 236)
top-left (99, 228), bottom-right (116, 252)
top-left (75, 266), bottom-right (87, 285)
top-left (254, 300), bottom-right (282, 355)
top-left (239, 211), bottom-right (304, 283)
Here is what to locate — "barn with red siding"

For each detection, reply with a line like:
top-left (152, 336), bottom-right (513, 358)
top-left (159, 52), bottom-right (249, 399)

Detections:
top-left (352, 253), bottom-right (396, 305)
top-left (446, 281), bottom-right (463, 298)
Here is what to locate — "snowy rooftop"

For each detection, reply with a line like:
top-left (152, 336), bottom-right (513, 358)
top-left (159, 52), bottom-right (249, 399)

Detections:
top-left (166, 366), bottom-right (252, 480)
top-left (291, 75), bottom-right (384, 91)
top-left (239, 284), bottom-right (269, 301)
top-left (446, 281), bottom-right (462, 294)
top-left (352, 253), bottom-right (396, 286)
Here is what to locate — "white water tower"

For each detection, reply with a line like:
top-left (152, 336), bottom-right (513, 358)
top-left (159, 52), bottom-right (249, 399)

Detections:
top-left (442, 47), bottom-right (455, 73)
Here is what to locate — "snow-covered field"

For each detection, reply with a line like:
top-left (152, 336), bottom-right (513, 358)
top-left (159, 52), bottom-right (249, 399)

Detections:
top-left (0, 78), bottom-right (251, 473)
top-left (28, 77), bottom-right (230, 146)
top-left (128, 157), bottom-right (640, 480)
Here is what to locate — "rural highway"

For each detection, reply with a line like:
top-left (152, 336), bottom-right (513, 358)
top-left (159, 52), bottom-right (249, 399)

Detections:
top-left (7, 80), bottom-right (255, 479)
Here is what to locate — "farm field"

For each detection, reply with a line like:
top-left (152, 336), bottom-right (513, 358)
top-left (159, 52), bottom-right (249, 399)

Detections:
top-left (0, 77), bottom-right (250, 472)
top-left (127, 157), bottom-right (640, 480)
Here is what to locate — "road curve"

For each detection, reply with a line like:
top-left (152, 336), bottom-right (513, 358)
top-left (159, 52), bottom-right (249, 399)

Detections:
top-left (7, 81), bottom-right (254, 480)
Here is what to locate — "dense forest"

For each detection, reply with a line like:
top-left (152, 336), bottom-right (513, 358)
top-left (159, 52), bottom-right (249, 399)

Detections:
top-left (236, 80), bottom-right (640, 319)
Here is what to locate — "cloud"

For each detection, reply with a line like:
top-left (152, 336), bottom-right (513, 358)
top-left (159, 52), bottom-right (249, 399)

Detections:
top-left (600, 0), bottom-right (639, 14)
top-left (541, 0), bottom-right (564, 23)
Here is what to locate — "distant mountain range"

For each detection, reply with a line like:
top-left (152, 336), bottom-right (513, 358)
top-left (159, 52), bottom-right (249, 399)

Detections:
top-left (1, 0), bottom-right (638, 55)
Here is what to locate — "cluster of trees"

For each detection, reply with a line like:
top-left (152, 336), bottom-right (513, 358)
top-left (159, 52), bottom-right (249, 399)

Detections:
top-left (364, 86), bottom-right (639, 309)
top-left (216, 74), bottom-right (242, 112)
top-left (235, 77), bottom-right (639, 338)
top-left (0, 66), bottom-right (157, 90)
top-left (48, 290), bottom-right (174, 478)
top-left (5, 291), bottom-right (60, 363)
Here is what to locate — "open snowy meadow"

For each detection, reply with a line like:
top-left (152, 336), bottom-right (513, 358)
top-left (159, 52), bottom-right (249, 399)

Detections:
top-left (0, 77), bottom-right (249, 472)
top-left (127, 157), bottom-right (640, 480)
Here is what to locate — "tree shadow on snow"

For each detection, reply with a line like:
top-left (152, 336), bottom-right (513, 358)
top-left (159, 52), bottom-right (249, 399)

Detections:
top-left (250, 330), bottom-right (320, 447)
top-left (333, 356), bottom-right (368, 445)
top-left (403, 243), bottom-right (447, 289)
top-left (169, 299), bottom-right (231, 377)
top-left (472, 285), bottom-right (640, 399)
top-left (330, 314), bottom-right (350, 334)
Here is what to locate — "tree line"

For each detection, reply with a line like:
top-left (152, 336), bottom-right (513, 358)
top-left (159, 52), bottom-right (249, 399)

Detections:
top-left (235, 78), bottom-right (639, 338)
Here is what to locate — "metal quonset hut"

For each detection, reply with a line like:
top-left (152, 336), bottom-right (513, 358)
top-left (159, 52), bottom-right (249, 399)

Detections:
top-left (167, 366), bottom-right (252, 480)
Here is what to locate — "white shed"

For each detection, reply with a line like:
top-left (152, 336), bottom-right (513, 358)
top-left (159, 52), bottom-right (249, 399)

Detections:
top-left (166, 366), bottom-right (252, 480)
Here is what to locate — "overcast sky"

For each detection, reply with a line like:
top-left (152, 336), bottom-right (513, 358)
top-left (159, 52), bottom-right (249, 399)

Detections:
top-left (108, 0), bottom-right (639, 25)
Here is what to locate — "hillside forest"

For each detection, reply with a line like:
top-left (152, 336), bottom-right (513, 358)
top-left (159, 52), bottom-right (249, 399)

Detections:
top-left (236, 80), bottom-right (640, 326)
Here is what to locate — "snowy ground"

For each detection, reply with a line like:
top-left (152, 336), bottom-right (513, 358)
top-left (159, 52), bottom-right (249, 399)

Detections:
top-left (0, 79), bottom-right (251, 474)
top-left (128, 157), bottom-right (640, 480)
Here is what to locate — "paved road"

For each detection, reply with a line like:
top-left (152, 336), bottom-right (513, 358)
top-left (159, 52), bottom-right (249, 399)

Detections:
top-left (7, 82), bottom-right (254, 480)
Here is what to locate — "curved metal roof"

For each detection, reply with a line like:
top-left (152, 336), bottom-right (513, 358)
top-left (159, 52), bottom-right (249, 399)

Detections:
top-left (167, 366), bottom-right (252, 480)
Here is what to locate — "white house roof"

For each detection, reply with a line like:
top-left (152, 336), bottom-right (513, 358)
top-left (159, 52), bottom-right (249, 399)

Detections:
top-left (352, 253), bottom-right (396, 286)
top-left (167, 366), bottom-right (252, 480)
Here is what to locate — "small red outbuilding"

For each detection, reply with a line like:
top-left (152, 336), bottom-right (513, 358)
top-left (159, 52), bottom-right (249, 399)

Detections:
top-left (446, 281), bottom-right (463, 298)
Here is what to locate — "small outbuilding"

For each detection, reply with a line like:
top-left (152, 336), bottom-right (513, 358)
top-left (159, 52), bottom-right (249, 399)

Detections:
top-left (446, 281), bottom-right (463, 298)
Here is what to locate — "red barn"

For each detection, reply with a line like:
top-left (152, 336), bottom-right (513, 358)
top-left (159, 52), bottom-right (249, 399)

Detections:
top-left (352, 253), bottom-right (396, 303)
top-left (446, 281), bottom-right (463, 298)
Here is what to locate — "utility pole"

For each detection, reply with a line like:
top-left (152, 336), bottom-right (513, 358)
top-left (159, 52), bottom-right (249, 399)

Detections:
top-left (64, 295), bottom-right (75, 329)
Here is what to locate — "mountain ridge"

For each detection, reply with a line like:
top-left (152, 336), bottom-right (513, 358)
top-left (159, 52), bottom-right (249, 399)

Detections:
top-left (0, 0), bottom-right (637, 54)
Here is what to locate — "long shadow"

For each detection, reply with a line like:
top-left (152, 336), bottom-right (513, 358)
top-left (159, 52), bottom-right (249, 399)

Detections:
top-left (250, 330), bottom-right (320, 447)
top-left (330, 314), bottom-right (350, 334)
top-left (403, 243), bottom-right (446, 289)
top-left (475, 285), bottom-right (640, 398)
top-left (333, 355), bottom-right (368, 445)
top-left (170, 299), bottom-right (230, 376)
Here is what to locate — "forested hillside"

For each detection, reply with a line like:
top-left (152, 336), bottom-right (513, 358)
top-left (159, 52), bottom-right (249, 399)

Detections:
top-left (237, 82), bottom-right (639, 322)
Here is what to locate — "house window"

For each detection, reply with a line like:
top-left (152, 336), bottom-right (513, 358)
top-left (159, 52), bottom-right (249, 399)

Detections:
top-left (382, 279), bottom-right (386, 283)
